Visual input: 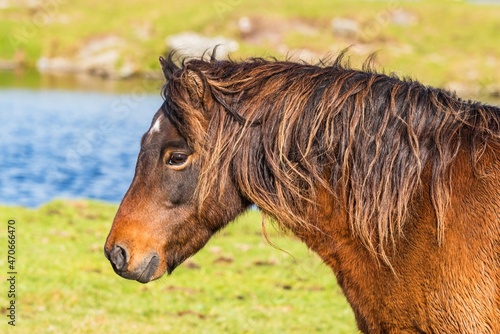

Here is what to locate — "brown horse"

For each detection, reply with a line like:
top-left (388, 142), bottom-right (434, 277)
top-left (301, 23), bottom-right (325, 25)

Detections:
top-left (104, 51), bottom-right (500, 333)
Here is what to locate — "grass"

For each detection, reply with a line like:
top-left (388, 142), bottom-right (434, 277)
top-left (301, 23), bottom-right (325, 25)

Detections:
top-left (1, 0), bottom-right (499, 91)
top-left (0, 200), bottom-right (357, 333)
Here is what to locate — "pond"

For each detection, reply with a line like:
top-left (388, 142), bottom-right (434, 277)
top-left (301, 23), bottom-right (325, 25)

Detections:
top-left (0, 86), bottom-right (162, 207)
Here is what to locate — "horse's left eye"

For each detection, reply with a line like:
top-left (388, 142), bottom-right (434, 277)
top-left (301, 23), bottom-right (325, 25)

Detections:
top-left (167, 152), bottom-right (189, 166)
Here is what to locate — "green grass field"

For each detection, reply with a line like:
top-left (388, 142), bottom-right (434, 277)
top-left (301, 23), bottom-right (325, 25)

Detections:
top-left (0, 200), bottom-right (357, 333)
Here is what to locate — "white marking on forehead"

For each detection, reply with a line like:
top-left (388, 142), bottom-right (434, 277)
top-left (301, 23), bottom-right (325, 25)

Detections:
top-left (149, 114), bottom-right (163, 135)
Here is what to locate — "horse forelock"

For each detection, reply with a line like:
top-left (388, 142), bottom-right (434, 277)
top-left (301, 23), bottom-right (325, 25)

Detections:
top-left (161, 51), bottom-right (500, 263)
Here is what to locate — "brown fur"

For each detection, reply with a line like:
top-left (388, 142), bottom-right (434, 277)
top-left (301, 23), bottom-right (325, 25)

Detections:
top-left (107, 51), bottom-right (500, 333)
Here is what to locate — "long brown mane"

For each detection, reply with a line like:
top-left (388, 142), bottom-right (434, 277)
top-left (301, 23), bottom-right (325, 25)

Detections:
top-left (160, 51), bottom-right (500, 262)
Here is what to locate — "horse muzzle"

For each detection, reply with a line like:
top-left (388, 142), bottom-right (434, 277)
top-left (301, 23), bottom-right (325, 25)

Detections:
top-left (104, 244), bottom-right (160, 283)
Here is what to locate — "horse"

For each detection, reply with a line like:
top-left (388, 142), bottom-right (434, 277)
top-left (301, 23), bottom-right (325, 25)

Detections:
top-left (104, 51), bottom-right (500, 333)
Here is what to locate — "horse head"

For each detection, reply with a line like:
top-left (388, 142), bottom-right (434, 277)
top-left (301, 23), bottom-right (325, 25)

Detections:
top-left (104, 56), bottom-right (249, 283)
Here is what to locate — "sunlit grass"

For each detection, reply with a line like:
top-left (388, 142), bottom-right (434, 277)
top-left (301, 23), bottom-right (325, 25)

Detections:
top-left (0, 200), bottom-right (357, 333)
top-left (0, 0), bottom-right (499, 90)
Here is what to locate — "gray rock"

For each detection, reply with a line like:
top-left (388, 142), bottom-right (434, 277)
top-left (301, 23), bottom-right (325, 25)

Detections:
top-left (391, 10), bottom-right (417, 26)
top-left (0, 0), bottom-right (41, 8)
top-left (36, 57), bottom-right (79, 73)
top-left (166, 32), bottom-right (238, 58)
top-left (238, 16), bottom-right (253, 35)
top-left (36, 35), bottom-right (138, 79)
top-left (0, 59), bottom-right (18, 70)
top-left (331, 18), bottom-right (359, 38)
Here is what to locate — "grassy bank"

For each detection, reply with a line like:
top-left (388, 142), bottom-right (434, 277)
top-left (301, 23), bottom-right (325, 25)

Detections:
top-left (0, 200), bottom-right (356, 333)
top-left (1, 0), bottom-right (499, 93)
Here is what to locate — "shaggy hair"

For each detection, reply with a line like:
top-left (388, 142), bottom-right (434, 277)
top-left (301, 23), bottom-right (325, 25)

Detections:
top-left (160, 51), bottom-right (500, 263)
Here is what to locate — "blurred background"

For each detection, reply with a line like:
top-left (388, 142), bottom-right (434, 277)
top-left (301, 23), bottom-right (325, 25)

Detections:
top-left (0, 0), bottom-right (499, 333)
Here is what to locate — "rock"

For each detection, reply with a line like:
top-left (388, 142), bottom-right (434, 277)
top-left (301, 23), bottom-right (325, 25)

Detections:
top-left (165, 31), bottom-right (238, 59)
top-left (391, 9), bottom-right (417, 26)
top-left (36, 56), bottom-right (79, 73)
top-left (238, 16), bottom-right (253, 35)
top-left (236, 16), bottom-right (318, 56)
top-left (0, 59), bottom-right (17, 70)
top-left (77, 35), bottom-right (125, 60)
top-left (286, 49), bottom-right (321, 63)
top-left (331, 18), bottom-right (359, 38)
top-left (0, 0), bottom-right (41, 8)
top-left (116, 60), bottom-right (137, 79)
top-left (36, 35), bottom-right (139, 79)
top-left (80, 49), bottom-right (120, 76)
top-left (445, 81), bottom-right (480, 97)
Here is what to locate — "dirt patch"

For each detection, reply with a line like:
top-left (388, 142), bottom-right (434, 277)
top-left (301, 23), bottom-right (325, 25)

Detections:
top-left (213, 256), bottom-right (234, 264)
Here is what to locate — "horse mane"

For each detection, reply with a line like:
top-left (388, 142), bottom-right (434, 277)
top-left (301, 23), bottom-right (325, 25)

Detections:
top-left (160, 51), bottom-right (500, 263)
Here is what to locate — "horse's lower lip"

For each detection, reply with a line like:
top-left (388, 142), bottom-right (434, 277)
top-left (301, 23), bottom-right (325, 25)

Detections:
top-left (136, 255), bottom-right (160, 283)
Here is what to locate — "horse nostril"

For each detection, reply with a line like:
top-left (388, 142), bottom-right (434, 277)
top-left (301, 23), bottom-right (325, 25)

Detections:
top-left (109, 245), bottom-right (128, 271)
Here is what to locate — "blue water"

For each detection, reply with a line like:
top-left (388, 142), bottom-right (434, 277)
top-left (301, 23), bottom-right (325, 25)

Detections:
top-left (0, 89), bottom-right (162, 207)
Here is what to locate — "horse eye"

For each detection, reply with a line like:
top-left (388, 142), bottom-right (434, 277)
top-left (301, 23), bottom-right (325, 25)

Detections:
top-left (167, 152), bottom-right (189, 166)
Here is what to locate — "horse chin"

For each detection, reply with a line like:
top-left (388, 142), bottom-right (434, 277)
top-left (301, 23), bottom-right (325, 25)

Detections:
top-left (136, 255), bottom-right (161, 283)
top-left (165, 253), bottom-right (186, 275)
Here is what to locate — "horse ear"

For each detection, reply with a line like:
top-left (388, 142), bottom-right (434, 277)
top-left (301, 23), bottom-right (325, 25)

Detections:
top-left (159, 55), bottom-right (178, 80)
top-left (185, 69), bottom-right (206, 104)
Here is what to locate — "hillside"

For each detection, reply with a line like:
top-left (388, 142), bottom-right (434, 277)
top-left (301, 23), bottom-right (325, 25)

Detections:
top-left (1, 0), bottom-right (499, 95)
